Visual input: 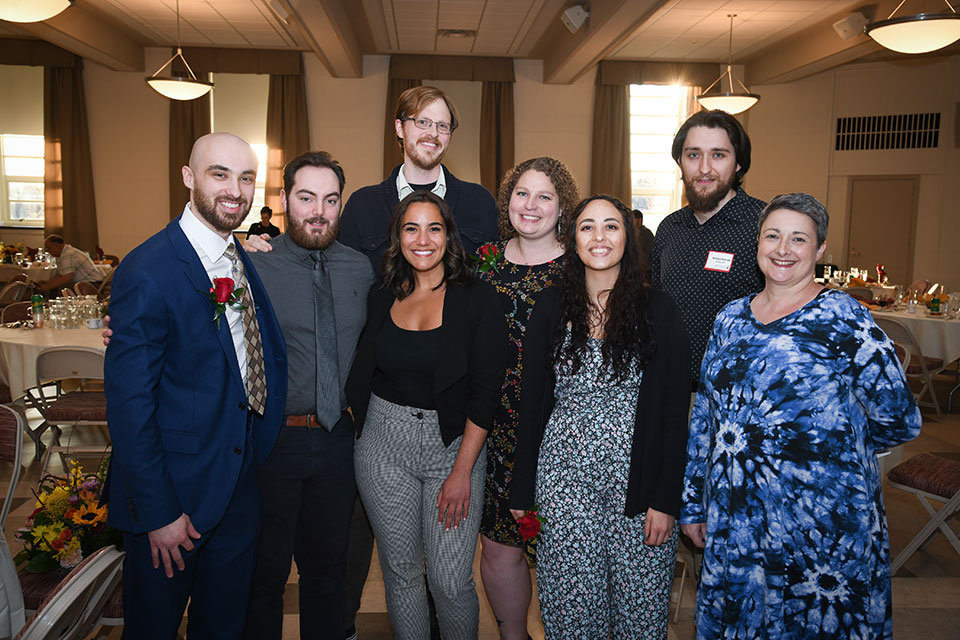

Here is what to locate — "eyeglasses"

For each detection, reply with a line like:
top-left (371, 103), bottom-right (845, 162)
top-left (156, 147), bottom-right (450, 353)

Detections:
top-left (403, 117), bottom-right (454, 135)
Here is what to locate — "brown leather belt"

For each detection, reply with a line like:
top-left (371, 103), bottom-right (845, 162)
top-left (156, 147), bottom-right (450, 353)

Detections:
top-left (285, 414), bottom-right (323, 428)
top-left (284, 410), bottom-right (349, 428)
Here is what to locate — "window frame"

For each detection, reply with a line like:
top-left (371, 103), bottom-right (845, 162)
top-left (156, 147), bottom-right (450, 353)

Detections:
top-left (0, 133), bottom-right (45, 228)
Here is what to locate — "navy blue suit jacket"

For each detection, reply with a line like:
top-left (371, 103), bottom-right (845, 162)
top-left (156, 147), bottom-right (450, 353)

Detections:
top-left (104, 216), bottom-right (287, 535)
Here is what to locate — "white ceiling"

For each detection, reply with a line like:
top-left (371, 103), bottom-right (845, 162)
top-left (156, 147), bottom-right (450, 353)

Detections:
top-left (3, 0), bottom-right (950, 84)
top-left (612, 0), bottom-right (865, 61)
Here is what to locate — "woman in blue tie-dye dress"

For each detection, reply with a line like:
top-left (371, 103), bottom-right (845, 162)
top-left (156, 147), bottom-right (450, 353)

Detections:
top-left (680, 193), bottom-right (921, 639)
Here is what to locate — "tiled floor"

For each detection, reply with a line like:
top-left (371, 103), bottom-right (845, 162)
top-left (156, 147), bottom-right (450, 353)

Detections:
top-left (3, 373), bottom-right (959, 639)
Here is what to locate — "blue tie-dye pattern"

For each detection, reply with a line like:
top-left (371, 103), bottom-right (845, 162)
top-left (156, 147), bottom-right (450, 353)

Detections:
top-left (681, 289), bottom-right (921, 639)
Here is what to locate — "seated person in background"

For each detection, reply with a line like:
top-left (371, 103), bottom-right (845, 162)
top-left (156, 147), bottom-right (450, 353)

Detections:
top-left (247, 206), bottom-right (281, 238)
top-left (35, 234), bottom-right (101, 292)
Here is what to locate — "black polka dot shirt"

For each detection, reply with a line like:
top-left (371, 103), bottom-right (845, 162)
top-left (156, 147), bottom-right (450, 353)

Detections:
top-left (651, 188), bottom-right (766, 388)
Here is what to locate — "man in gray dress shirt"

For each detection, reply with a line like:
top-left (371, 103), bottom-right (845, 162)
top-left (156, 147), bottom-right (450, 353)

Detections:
top-left (243, 151), bottom-right (375, 639)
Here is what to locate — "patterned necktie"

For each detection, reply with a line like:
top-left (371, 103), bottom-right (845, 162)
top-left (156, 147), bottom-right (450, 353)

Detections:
top-left (224, 243), bottom-right (267, 415)
top-left (311, 251), bottom-right (341, 431)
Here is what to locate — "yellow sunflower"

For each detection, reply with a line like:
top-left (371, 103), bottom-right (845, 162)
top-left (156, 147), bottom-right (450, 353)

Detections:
top-left (70, 503), bottom-right (108, 526)
top-left (38, 485), bottom-right (72, 519)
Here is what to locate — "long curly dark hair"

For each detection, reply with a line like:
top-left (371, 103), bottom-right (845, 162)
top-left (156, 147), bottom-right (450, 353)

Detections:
top-left (380, 191), bottom-right (473, 299)
top-left (553, 194), bottom-right (656, 381)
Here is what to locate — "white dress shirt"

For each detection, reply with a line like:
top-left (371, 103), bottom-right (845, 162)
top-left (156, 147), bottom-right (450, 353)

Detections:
top-left (396, 164), bottom-right (447, 200)
top-left (179, 204), bottom-right (247, 382)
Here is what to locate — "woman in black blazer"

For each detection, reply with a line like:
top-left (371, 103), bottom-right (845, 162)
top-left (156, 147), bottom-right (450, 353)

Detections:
top-left (510, 195), bottom-right (690, 638)
top-left (346, 191), bottom-right (507, 640)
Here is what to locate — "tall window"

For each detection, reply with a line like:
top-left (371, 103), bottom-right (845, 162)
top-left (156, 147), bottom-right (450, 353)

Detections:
top-left (238, 142), bottom-right (268, 230)
top-left (628, 85), bottom-right (692, 233)
top-left (0, 134), bottom-right (44, 226)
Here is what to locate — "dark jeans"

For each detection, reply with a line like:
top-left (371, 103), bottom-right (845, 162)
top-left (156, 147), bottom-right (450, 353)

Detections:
top-left (343, 493), bottom-right (375, 634)
top-left (244, 414), bottom-right (356, 640)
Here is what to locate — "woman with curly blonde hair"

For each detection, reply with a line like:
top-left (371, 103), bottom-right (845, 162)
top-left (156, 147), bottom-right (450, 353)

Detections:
top-left (476, 157), bottom-right (580, 639)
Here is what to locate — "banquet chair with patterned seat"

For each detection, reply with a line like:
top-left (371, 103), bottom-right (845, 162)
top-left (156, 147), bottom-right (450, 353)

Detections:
top-left (887, 453), bottom-right (960, 573)
top-left (15, 545), bottom-right (124, 640)
top-left (25, 347), bottom-right (109, 476)
top-left (875, 316), bottom-right (946, 417)
top-left (72, 282), bottom-right (98, 298)
top-left (1, 404), bottom-right (28, 638)
top-left (8, 274), bottom-right (28, 284)
top-left (2, 302), bottom-right (32, 324)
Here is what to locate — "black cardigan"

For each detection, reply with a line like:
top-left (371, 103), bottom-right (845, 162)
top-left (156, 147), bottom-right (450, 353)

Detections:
top-left (346, 279), bottom-right (508, 446)
top-left (510, 286), bottom-right (691, 518)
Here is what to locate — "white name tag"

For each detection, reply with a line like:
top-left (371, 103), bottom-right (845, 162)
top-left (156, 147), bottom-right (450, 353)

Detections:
top-left (704, 251), bottom-right (734, 273)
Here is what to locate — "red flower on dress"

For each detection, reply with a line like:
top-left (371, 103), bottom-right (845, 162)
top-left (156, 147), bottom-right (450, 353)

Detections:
top-left (470, 243), bottom-right (502, 273)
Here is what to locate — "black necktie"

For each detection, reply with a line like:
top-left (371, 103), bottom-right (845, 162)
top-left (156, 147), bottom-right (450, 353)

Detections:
top-left (311, 251), bottom-right (340, 430)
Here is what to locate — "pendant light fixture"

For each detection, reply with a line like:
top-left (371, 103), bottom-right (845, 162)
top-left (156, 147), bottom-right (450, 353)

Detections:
top-left (0, 0), bottom-right (73, 23)
top-left (696, 14), bottom-right (760, 115)
top-left (145, 0), bottom-right (214, 101)
top-left (865, 0), bottom-right (960, 54)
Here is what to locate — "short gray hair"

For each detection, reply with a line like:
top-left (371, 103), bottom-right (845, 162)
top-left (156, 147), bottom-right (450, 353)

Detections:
top-left (758, 193), bottom-right (829, 247)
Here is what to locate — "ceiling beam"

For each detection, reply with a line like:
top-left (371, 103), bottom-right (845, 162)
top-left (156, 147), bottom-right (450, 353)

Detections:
top-left (9, 3), bottom-right (143, 71)
top-left (279, 0), bottom-right (362, 78)
top-left (743, 1), bottom-right (908, 85)
top-left (534, 0), bottom-right (668, 84)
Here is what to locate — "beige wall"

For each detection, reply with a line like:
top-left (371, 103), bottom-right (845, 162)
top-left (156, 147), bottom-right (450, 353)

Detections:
top-left (746, 54), bottom-right (960, 290)
top-left (83, 51), bottom-right (170, 258)
top-left (0, 64), bottom-right (42, 134)
top-left (304, 54), bottom-right (387, 202)
top-left (514, 59), bottom-right (594, 199)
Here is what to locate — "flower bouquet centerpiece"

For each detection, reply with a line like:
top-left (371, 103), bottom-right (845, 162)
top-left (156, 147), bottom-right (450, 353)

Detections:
top-left (15, 459), bottom-right (121, 574)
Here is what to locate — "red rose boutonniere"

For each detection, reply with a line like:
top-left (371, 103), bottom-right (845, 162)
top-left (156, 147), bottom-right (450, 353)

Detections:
top-left (469, 243), bottom-right (502, 273)
top-left (199, 277), bottom-right (247, 328)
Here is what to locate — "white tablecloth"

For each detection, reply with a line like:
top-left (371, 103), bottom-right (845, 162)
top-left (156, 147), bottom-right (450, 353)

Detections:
top-left (0, 327), bottom-right (105, 399)
top-left (872, 309), bottom-right (960, 365)
top-left (0, 264), bottom-right (56, 282)
top-left (0, 263), bottom-right (111, 284)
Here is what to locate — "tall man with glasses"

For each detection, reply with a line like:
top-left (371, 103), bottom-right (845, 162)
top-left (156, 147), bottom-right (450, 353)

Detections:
top-left (338, 85), bottom-right (499, 640)
top-left (338, 85), bottom-right (499, 275)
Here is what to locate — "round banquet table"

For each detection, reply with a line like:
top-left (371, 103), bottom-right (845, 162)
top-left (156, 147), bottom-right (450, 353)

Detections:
top-left (0, 264), bottom-right (56, 282)
top-left (0, 326), bottom-right (106, 399)
top-left (871, 309), bottom-right (960, 366)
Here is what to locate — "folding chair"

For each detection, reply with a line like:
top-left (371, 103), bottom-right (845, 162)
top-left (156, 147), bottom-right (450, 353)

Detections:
top-left (887, 453), bottom-right (960, 573)
top-left (16, 545), bottom-right (124, 640)
top-left (96, 270), bottom-right (113, 301)
top-left (1, 405), bottom-right (28, 637)
top-left (875, 316), bottom-right (946, 417)
top-left (0, 282), bottom-right (28, 306)
top-left (1, 302), bottom-right (31, 324)
top-left (25, 347), bottom-right (109, 476)
top-left (72, 282), bottom-right (98, 297)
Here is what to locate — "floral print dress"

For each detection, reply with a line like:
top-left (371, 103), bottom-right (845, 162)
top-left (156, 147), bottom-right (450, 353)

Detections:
top-left (681, 289), bottom-right (921, 639)
top-left (478, 241), bottom-right (562, 547)
top-left (536, 333), bottom-right (677, 639)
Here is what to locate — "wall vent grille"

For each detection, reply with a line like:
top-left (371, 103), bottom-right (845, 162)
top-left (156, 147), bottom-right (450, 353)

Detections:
top-left (835, 113), bottom-right (940, 151)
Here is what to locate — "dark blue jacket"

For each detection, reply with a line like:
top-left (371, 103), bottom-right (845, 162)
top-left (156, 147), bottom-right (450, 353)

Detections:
top-left (338, 164), bottom-right (499, 277)
top-left (104, 217), bottom-right (287, 534)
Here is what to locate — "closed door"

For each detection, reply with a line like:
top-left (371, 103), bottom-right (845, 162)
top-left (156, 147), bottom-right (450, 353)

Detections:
top-left (847, 177), bottom-right (918, 286)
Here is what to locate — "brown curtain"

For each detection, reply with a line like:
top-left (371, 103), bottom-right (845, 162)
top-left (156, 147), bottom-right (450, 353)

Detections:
top-left (168, 94), bottom-right (211, 220)
top-left (266, 73), bottom-right (310, 213)
top-left (43, 61), bottom-right (99, 253)
top-left (590, 83), bottom-right (631, 206)
top-left (382, 78), bottom-right (421, 179)
top-left (479, 81), bottom-right (514, 195)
